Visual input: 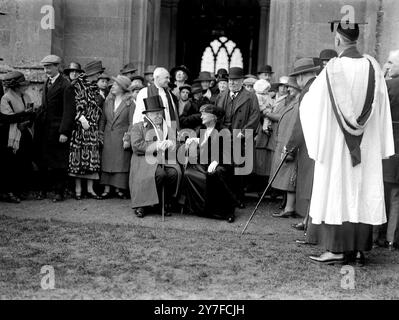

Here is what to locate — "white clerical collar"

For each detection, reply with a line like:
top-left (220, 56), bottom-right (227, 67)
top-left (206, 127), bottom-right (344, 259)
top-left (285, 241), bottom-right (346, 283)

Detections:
top-left (49, 73), bottom-right (60, 84)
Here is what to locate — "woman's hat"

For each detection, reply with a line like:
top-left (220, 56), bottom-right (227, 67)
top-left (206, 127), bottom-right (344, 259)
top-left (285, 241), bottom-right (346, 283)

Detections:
top-left (253, 79), bottom-right (271, 93)
top-left (170, 65), bottom-right (190, 78)
top-left (191, 82), bottom-right (203, 94)
top-left (199, 104), bottom-right (225, 119)
top-left (131, 75), bottom-right (145, 83)
top-left (63, 62), bottom-right (83, 74)
top-left (111, 75), bottom-right (132, 92)
top-left (243, 77), bottom-right (257, 86)
top-left (2, 71), bottom-right (29, 87)
top-left (84, 60), bottom-right (106, 77)
top-left (228, 67), bottom-right (244, 80)
top-left (129, 83), bottom-right (145, 91)
top-left (257, 65), bottom-right (274, 74)
top-left (289, 58), bottom-right (320, 77)
top-left (98, 73), bottom-right (111, 80)
top-left (40, 55), bottom-right (61, 66)
top-left (142, 95), bottom-right (165, 114)
top-left (179, 84), bottom-right (191, 92)
top-left (286, 77), bottom-right (301, 91)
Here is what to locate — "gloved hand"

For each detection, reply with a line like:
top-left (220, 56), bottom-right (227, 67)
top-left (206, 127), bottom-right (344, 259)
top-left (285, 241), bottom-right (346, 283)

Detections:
top-left (207, 160), bottom-right (218, 173)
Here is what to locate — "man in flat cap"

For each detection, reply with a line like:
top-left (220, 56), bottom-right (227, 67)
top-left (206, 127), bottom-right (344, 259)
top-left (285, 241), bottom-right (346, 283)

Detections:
top-left (302, 20), bottom-right (394, 265)
top-left (33, 54), bottom-right (70, 202)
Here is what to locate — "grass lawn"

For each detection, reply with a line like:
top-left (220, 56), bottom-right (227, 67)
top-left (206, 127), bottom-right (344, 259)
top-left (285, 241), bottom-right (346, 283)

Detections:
top-left (1, 200), bottom-right (399, 299)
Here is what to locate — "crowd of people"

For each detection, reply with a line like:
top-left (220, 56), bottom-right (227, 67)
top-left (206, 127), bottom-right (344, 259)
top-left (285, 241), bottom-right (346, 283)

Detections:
top-left (0, 20), bottom-right (398, 265)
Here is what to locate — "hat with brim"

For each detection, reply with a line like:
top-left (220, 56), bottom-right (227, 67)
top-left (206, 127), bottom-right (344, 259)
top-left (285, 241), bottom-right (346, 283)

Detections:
top-left (289, 58), bottom-right (320, 77)
top-left (64, 62), bottom-right (83, 74)
top-left (199, 104), bottom-right (225, 119)
top-left (217, 74), bottom-right (229, 83)
top-left (120, 62), bottom-right (137, 75)
top-left (144, 65), bottom-right (157, 75)
top-left (111, 75), bottom-right (132, 92)
top-left (85, 60), bottom-right (105, 77)
top-left (272, 76), bottom-right (289, 87)
top-left (243, 77), bottom-right (257, 86)
top-left (40, 55), bottom-right (62, 66)
top-left (2, 71), bottom-right (29, 87)
top-left (179, 84), bottom-right (191, 92)
top-left (257, 65), bottom-right (274, 74)
top-left (195, 71), bottom-right (213, 82)
top-left (98, 73), bottom-right (111, 80)
top-left (142, 95), bottom-right (164, 114)
top-left (129, 83), bottom-right (145, 91)
top-left (229, 67), bottom-right (244, 80)
top-left (329, 20), bottom-right (367, 42)
top-left (191, 83), bottom-right (203, 95)
top-left (286, 77), bottom-right (301, 91)
top-left (170, 65), bottom-right (190, 79)
top-left (131, 75), bottom-right (144, 83)
top-left (319, 49), bottom-right (338, 61)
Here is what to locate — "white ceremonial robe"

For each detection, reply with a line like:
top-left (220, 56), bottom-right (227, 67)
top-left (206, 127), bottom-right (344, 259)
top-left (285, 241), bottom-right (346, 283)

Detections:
top-left (300, 54), bottom-right (394, 225)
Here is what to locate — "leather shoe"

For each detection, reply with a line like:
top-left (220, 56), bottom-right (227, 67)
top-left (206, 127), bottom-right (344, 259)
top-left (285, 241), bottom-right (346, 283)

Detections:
top-left (227, 214), bottom-right (235, 223)
top-left (388, 242), bottom-right (395, 251)
top-left (355, 251), bottom-right (366, 267)
top-left (292, 222), bottom-right (306, 231)
top-left (272, 210), bottom-right (295, 218)
top-left (86, 192), bottom-right (101, 200)
top-left (135, 208), bottom-right (145, 218)
top-left (309, 252), bottom-right (346, 265)
top-left (52, 193), bottom-right (64, 202)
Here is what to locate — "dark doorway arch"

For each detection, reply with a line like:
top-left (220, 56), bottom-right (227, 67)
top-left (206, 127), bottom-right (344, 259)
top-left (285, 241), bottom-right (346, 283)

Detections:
top-left (176, 0), bottom-right (260, 78)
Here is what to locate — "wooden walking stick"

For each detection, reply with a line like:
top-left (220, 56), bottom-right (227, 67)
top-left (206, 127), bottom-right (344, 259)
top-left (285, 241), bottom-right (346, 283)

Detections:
top-left (241, 151), bottom-right (290, 236)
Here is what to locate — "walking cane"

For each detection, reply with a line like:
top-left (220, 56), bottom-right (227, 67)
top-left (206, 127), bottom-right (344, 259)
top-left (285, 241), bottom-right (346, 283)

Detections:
top-left (241, 151), bottom-right (290, 235)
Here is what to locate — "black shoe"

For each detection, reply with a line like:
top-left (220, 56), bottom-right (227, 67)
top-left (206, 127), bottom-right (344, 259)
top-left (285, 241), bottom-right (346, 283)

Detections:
top-left (52, 193), bottom-right (64, 202)
top-left (116, 191), bottom-right (127, 199)
top-left (74, 193), bottom-right (82, 200)
top-left (135, 207), bottom-right (145, 218)
top-left (35, 191), bottom-right (46, 200)
top-left (100, 192), bottom-right (111, 199)
top-left (292, 222), bottom-right (306, 231)
top-left (86, 192), bottom-right (101, 200)
top-left (388, 242), bottom-right (396, 251)
top-left (355, 251), bottom-right (366, 267)
top-left (5, 193), bottom-right (21, 203)
top-left (227, 214), bottom-right (235, 223)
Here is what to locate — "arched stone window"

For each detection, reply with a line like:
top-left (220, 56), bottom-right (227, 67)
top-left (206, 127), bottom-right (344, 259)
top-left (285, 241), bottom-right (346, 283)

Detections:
top-left (200, 36), bottom-right (243, 73)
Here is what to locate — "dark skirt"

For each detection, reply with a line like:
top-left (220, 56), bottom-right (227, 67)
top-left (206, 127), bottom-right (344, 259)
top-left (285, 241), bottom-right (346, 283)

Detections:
top-left (306, 219), bottom-right (373, 252)
top-left (254, 148), bottom-right (273, 176)
top-left (100, 172), bottom-right (129, 190)
top-left (183, 164), bottom-right (236, 217)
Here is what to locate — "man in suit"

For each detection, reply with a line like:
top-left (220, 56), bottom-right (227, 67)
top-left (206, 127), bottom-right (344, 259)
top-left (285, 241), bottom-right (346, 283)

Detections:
top-left (33, 55), bottom-right (70, 202)
top-left (215, 67), bottom-right (260, 208)
top-left (130, 95), bottom-right (181, 218)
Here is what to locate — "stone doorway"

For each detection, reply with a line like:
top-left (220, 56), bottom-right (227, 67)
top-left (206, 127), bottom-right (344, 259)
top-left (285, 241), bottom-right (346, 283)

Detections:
top-left (176, 0), bottom-right (261, 78)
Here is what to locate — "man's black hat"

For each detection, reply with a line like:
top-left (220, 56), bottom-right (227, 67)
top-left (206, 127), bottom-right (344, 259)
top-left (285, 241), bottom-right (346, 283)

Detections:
top-left (142, 95), bottom-right (164, 114)
top-left (257, 65), bottom-right (274, 74)
top-left (329, 19), bottom-right (368, 41)
top-left (319, 49), bottom-right (338, 61)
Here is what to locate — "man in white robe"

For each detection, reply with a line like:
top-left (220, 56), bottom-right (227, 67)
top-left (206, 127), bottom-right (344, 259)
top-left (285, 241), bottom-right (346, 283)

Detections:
top-left (300, 21), bottom-right (395, 265)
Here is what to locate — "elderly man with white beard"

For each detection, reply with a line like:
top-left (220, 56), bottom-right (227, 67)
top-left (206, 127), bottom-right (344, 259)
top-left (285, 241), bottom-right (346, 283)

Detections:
top-left (302, 21), bottom-right (395, 266)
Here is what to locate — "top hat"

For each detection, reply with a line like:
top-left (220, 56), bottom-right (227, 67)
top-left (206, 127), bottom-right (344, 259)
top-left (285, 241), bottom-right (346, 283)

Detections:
top-left (179, 84), bottom-right (191, 92)
top-left (111, 75), bottom-right (132, 92)
top-left (40, 55), bottom-right (62, 66)
top-left (329, 19), bottom-right (368, 42)
top-left (84, 60), bottom-right (105, 77)
top-left (194, 71), bottom-right (213, 82)
top-left (63, 62), bottom-right (83, 74)
top-left (286, 77), bottom-right (301, 91)
top-left (170, 65), bottom-right (190, 78)
top-left (191, 82), bottom-right (203, 95)
top-left (142, 95), bottom-right (165, 114)
top-left (228, 67), bottom-right (244, 80)
top-left (120, 62), bottom-right (137, 75)
top-left (289, 58), bottom-right (320, 77)
top-left (319, 49), bottom-right (338, 61)
top-left (144, 65), bottom-right (157, 75)
top-left (199, 104), bottom-right (225, 119)
top-left (257, 65), bottom-right (274, 74)
top-left (2, 71), bottom-right (29, 87)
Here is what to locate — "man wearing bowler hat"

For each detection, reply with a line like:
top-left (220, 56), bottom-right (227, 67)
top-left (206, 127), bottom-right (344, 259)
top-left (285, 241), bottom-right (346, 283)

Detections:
top-left (301, 20), bottom-right (394, 265)
top-left (215, 67), bottom-right (260, 208)
top-left (33, 54), bottom-right (70, 202)
top-left (120, 62), bottom-right (138, 80)
top-left (144, 65), bottom-right (157, 87)
top-left (257, 65), bottom-right (274, 82)
top-left (319, 49), bottom-right (338, 68)
top-left (129, 95), bottom-right (181, 218)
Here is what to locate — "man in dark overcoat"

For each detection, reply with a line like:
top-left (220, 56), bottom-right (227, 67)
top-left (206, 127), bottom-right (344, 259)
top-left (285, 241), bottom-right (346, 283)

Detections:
top-left (130, 95), bottom-right (182, 218)
top-left (33, 55), bottom-right (70, 201)
top-left (215, 67), bottom-right (260, 207)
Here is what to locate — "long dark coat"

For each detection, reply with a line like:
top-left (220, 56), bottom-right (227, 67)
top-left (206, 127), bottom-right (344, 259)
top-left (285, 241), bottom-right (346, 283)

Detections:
top-left (179, 97), bottom-right (209, 131)
top-left (215, 88), bottom-right (260, 132)
top-left (285, 78), bottom-right (316, 202)
top-left (271, 96), bottom-right (299, 192)
top-left (100, 93), bottom-right (135, 173)
top-left (33, 75), bottom-right (70, 169)
top-left (129, 120), bottom-right (182, 208)
top-left (383, 76), bottom-right (399, 183)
